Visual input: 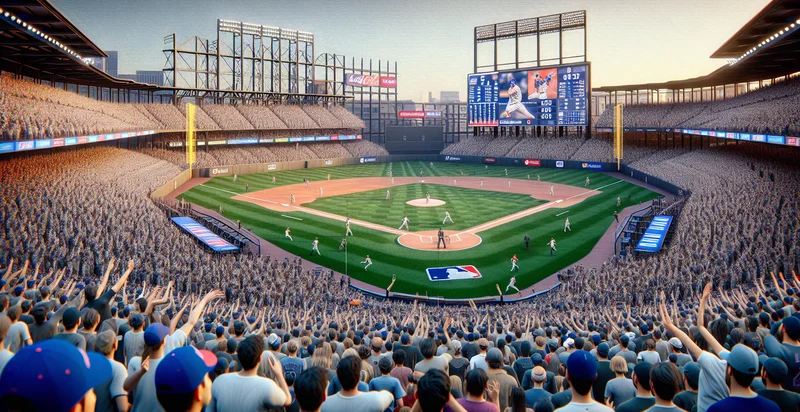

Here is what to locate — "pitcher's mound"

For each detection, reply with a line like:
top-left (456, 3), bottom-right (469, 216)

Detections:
top-left (406, 199), bottom-right (446, 207)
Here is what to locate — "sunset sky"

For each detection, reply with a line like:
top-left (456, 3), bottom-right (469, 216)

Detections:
top-left (51, 0), bottom-right (770, 100)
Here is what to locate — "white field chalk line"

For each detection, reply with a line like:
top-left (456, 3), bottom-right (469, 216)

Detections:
top-left (565, 180), bottom-right (623, 201)
top-left (281, 214), bottom-right (303, 221)
top-left (556, 210), bottom-right (570, 217)
top-left (201, 184), bottom-right (278, 204)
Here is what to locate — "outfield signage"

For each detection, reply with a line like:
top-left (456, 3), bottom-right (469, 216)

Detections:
top-left (0, 130), bottom-right (158, 155)
top-left (483, 157), bottom-right (496, 164)
top-left (211, 167), bottom-right (230, 176)
top-left (426, 265), bottom-right (482, 281)
top-left (325, 160), bottom-right (333, 165)
top-left (556, 160), bottom-right (565, 168)
top-left (359, 156), bottom-right (377, 163)
top-left (634, 216), bottom-right (673, 253)
top-left (268, 164), bottom-right (277, 171)
top-left (171, 217), bottom-right (240, 252)
top-left (0, 142), bottom-right (14, 154)
top-left (444, 156), bottom-right (461, 162)
top-left (595, 126), bottom-right (798, 148)
top-left (523, 159), bottom-right (541, 167)
top-left (581, 162), bottom-right (603, 170)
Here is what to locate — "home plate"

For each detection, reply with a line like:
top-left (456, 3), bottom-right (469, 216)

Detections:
top-left (406, 198), bottom-right (446, 207)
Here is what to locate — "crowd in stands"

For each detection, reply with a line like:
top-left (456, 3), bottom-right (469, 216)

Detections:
top-left (0, 140), bottom-right (798, 411)
top-left (596, 77), bottom-right (800, 136)
top-left (0, 74), bottom-right (365, 140)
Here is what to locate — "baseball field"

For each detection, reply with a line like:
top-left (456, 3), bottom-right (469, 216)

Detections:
top-left (179, 161), bottom-right (660, 299)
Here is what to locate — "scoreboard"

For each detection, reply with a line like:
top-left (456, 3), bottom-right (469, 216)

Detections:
top-left (468, 63), bottom-right (589, 127)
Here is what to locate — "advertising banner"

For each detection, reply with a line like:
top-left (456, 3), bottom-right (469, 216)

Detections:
top-left (483, 157), bottom-right (496, 164)
top-left (35, 139), bottom-right (52, 149)
top-left (523, 159), bottom-right (541, 167)
top-left (325, 160), bottom-right (333, 165)
top-left (581, 162), bottom-right (603, 171)
top-left (556, 160), bottom-right (565, 168)
top-left (207, 140), bottom-right (226, 146)
top-left (345, 73), bottom-right (380, 87)
top-left (767, 135), bottom-right (785, 145)
top-left (274, 138), bottom-right (289, 143)
top-left (380, 76), bottom-right (397, 88)
top-left (259, 138), bottom-right (274, 143)
top-left (210, 167), bottom-right (230, 176)
top-left (227, 138), bottom-right (258, 145)
top-left (267, 164), bottom-right (277, 171)
top-left (315, 136), bottom-right (331, 141)
top-left (444, 155), bottom-right (461, 162)
top-left (0, 142), bottom-right (14, 153)
top-left (15, 141), bottom-right (34, 151)
top-left (52, 139), bottom-right (64, 147)
top-left (359, 156), bottom-right (377, 163)
top-left (171, 217), bottom-right (240, 252)
top-left (425, 111), bottom-right (442, 118)
top-left (289, 137), bottom-right (303, 142)
top-left (751, 134), bottom-right (766, 142)
top-left (787, 137), bottom-right (799, 146)
top-left (398, 111), bottom-right (426, 119)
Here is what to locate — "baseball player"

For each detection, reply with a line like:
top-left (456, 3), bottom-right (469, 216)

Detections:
top-left (345, 219), bottom-right (353, 237)
top-left (233, 174), bottom-right (237, 182)
top-left (361, 255), bottom-right (372, 271)
top-left (425, 192), bottom-right (430, 204)
top-left (507, 179), bottom-right (511, 188)
top-left (419, 169), bottom-right (423, 177)
top-left (443, 210), bottom-right (454, 224)
top-left (437, 228), bottom-right (446, 249)
top-left (218, 205), bottom-right (224, 214)
top-left (510, 254), bottom-right (520, 272)
top-left (505, 276), bottom-right (520, 294)
top-left (585, 176), bottom-right (590, 187)
top-left (500, 79), bottom-right (534, 119)
top-left (327, 173), bottom-right (331, 180)
top-left (338, 238), bottom-right (347, 252)
top-left (547, 238), bottom-right (557, 256)
top-left (527, 174), bottom-right (530, 180)
top-left (389, 170), bottom-right (393, 178)
top-left (505, 168), bottom-right (508, 176)
top-left (305, 178), bottom-right (310, 189)
top-left (616, 197), bottom-right (621, 207)
top-left (319, 187), bottom-right (323, 196)
top-left (453, 179), bottom-right (457, 186)
top-left (480, 179), bottom-right (484, 187)
top-left (564, 217), bottom-right (571, 232)
top-left (272, 176), bottom-right (276, 183)
top-left (524, 233), bottom-right (531, 251)
top-left (310, 238), bottom-right (321, 256)
top-left (549, 184), bottom-right (555, 196)
top-left (245, 183), bottom-right (249, 192)
top-left (386, 190), bottom-right (391, 200)
top-left (285, 227), bottom-right (293, 241)
top-left (399, 216), bottom-right (410, 230)
top-left (290, 194), bottom-right (296, 204)
top-left (537, 175), bottom-right (540, 181)
top-left (391, 177), bottom-right (395, 184)
top-left (528, 72), bottom-right (554, 100)
top-left (614, 211), bottom-right (619, 223)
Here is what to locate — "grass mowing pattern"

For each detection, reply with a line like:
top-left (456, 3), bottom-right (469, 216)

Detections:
top-left (304, 183), bottom-right (545, 232)
top-left (180, 162), bottom-right (660, 299)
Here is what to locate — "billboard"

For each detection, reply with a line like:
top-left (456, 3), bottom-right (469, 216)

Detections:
top-left (483, 157), bottom-right (497, 164)
top-left (359, 156), bottom-right (377, 163)
top-left (444, 155), bottom-right (461, 161)
top-left (398, 111), bottom-right (426, 119)
top-left (523, 159), bottom-right (541, 167)
top-left (581, 162), bottom-right (603, 170)
top-left (468, 63), bottom-right (588, 127)
top-left (380, 76), bottom-right (397, 88)
top-left (345, 74), bottom-right (380, 87)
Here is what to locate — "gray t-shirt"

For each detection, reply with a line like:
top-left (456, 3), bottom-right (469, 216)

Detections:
top-left (637, 351), bottom-right (661, 365)
top-left (604, 377), bottom-right (636, 406)
top-left (94, 359), bottom-right (127, 412)
top-left (0, 349), bottom-right (13, 376)
top-left (414, 354), bottom-right (450, 374)
top-left (53, 332), bottom-right (86, 350)
top-left (128, 356), bottom-right (164, 412)
top-left (124, 330), bottom-right (144, 365)
top-left (557, 402), bottom-right (614, 412)
top-left (321, 391), bottom-right (393, 412)
top-left (207, 373), bottom-right (287, 411)
top-left (4, 322), bottom-right (31, 353)
top-left (696, 351), bottom-right (729, 412)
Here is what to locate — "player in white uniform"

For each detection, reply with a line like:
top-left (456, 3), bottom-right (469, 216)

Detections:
top-left (425, 192), bottom-right (430, 204)
top-left (505, 169), bottom-right (508, 176)
top-left (585, 176), bottom-right (590, 187)
top-left (361, 255), bottom-right (372, 271)
top-left (480, 179), bottom-right (483, 187)
top-left (319, 187), bottom-right (323, 196)
top-left (528, 72), bottom-right (554, 100)
top-left (453, 179), bottom-right (457, 186)
top-left (507, 179), bottom-right (511, 188)
top-left (290, 194), bottom-right (295, 204)
top-left (399, 216), bottom-right (410, 230)
top-left (564, 217), bottom-right (571, 232)
top-left (617, 196), bottom-right (622, 207)
top-left (386, 190), bottom-right (391, 200)
top-left (305, 179), bottom-right (310, 189)
top-left (547, 238), bottom-right (557, 256)
top-left (310, 238), bottom-right (321, 256)
top-left (537, 175), bottom-right (540, 181)
top-left (327, 174), bottom-right (331, 180)
top-left (500, 79), bottom-right (534, 119)
top-left (233, 174), bottom-right (237, 182)
top-left (549, 184), bottom-right (555, 196)
top-left (272, 176), bottom-right (276, 183)
top-left (505, 276), bottom-right (520, 294)
top-left (510, 255), bottom-right (520, 272)
top-left (443, 210), bottom-right (454, 224)
top-left (285, 227), bottom-right (293, 241)
top-left (345, 218), bottom-right (353, 237)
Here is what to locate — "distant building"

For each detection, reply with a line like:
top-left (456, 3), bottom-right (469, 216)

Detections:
top-left (428, 91), bottom-right (437, 103)
top-left (439, 91), bottom-right (460, 103)
top-left (117, 74), bottom-right (136, 81)
top-left (106, 51), bottom-right (118, 77)
top-left (136, 70), bottom-right (164, 86)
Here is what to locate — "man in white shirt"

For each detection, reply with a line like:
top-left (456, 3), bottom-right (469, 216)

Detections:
top-left (322, 355), bottom-right (392, 412)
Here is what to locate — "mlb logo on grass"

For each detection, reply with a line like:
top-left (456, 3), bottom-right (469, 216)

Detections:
top-left (427, 265), bottom-right (482, 282)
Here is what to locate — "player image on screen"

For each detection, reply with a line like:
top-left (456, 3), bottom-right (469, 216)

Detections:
top-left (500, 78), bottom-right (534, 119)
top-left (528, 69), bottom-right (557, 100)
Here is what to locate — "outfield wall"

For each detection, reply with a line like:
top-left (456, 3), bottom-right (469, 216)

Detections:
top-left (189, 154), bottom-right (686, 196)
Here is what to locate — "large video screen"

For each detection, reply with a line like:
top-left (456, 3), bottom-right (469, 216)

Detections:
top-left (468, 64), bottom-right (588, 127)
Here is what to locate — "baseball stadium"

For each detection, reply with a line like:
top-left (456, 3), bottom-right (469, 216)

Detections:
top-left (1, 1), bottom-right (800, 411)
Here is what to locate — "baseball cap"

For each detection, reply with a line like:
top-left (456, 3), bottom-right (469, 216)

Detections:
top-left (668, 337), bottom-right (683, 349)
top-left (721, 344), bottom-right (759, 375)
top-left (0, 339), bottom-right (111, 411)
top-left (267, 333), bottom-right (281, 349)
top-left (762, 357), bottom-right (788, 381)
top-left (144, 323), bottom-right (170, 346)
top-left (95, 330), bottom-right (117, 353)
top-left (532, 366), bottom-right (547, 382)
top-left (486, 348), bottom-right (503, 367)
top-left (401, 333), bottom-right (410, 344)
top-left (781, 316), bottom-right (800, 338)
top-left (597, 342), bottom-right (610, 358)
top-left (566, 350), bottom-right (597, 380)
top-left (156, 346), bottom-right (216, 396)
top-left (682, 362), bottom-right (700, 388)
top-left (62, 307), bottom-right (81, 329)
top-left (478, 338), bottom-right (489, 349)
top-left (130, 314), bottom-right (144, 329)
top-left (633, 362), bottom-right (652, 383)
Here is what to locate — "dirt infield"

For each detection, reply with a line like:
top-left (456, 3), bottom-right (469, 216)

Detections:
top-left (225, 176), bottom-right (602, 251)
top-left (406, 198), bottom-right (446, 207)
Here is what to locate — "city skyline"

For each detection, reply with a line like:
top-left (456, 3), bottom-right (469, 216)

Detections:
top-left (50, 0), bottom-right (770, 100)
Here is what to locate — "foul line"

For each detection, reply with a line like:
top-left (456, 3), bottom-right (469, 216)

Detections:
top-left (200, 184), bottom-right (278, 204)
top-left (556, 210), bottom-right (570, 217)
top-left (565, 180), bottom-right (624, 201)
top-left (281, 214), bottom-right (303, 221)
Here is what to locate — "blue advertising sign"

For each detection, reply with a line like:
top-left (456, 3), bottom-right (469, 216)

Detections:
top-left (581, 162), bottom-right (603, 170)
top-left (767, 135), bottom-right (785, 145)
top-left (289, 137), bottom-right (303, 142)
top-left (634, 216), bottom-right (673, 253)
top-left (34, 139), bottom-right (52, 149)
top-left (227, 138), bottom-right (258, 145)
top-left (444, 155), bottom-right (462, 162)
top-left (359, 156), bottom-right (377, 163)
top-left (171, 217), bottom-right (240, 252)
top-left (0, 142), bottom-right (14, 153)
top-left (315, 136), bottom-right (331, 141)
top-left (65, 137), bottom-right (78, 145)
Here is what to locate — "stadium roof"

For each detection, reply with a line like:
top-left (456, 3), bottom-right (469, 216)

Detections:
top-left (596, 0), bottom-right (800, 92)
top-left (0, 0), bottom-right (158, 89)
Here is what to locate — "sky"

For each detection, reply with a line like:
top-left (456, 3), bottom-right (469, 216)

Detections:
top-left (50, 0), bottom-right (771, 101)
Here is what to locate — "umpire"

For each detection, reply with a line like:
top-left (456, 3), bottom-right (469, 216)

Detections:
top-left (438, 228), bottom-right (446, 249)
top-left (524, 233), bottom-right (531, 251)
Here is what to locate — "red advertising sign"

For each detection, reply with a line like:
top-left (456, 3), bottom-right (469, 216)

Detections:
top-left (345, 74), bottom-right (380, 87)
top-left (357, 135), bottom-right (362, 140)
top-left (788, 137), bottom-right (799, 146)
top-left (52, 138), bottom-right (65, 147)
top-left (523, 159), bottom-right (541, 167)
top-left (77, 137), bottom-right (88, 144)
top-left (330, 135), bottom-right (339, 141)
top-left (398, 111), bottom-right (426, 119)
top-left (483, 158), bottom-right (496, 164)
top-left (380, 76), bottom-right (397, 88)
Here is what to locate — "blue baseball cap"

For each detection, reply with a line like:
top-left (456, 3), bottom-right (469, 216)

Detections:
top-left (566, 350), bottom-right (597, 380)
top-left (144, 323), bottom-right (170, 346)
top-left (721, 344), bottom-right (759, 375)
top-left (0, 339), bottom-right (111, 411)
top-left (155, 346), bottom-right (216, 396)
top-left (509, 78), bottom-right (516, 85)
